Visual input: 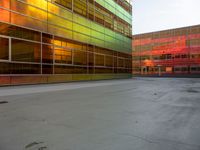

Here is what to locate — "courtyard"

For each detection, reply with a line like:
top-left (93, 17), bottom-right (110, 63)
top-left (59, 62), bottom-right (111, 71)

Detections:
top-left (0, 78), bottom-right (200, 150)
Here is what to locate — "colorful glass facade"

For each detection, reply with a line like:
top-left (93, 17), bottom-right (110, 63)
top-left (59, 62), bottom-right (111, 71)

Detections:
top-left (132, 25), bottom-right (200, 76)
top-left (0, 0), bottom-right (132, 85)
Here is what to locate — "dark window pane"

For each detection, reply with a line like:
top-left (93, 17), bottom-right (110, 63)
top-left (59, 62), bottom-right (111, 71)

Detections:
top-left (42, 44), bottom-right (53, 64)
top-left (114, 56), bottom-right (117, 68)
top-left (105, 56), bottom-right (113, 67)
top-left (95, 54), bottom-right (104, 66)
top-left (42, 65), bottom-right (53, 74)
top-left (12, 39), bottom-right (41, 63)
top-left (73, 66), bottom-right (87, 74)
top-left (74, 0), bottom-right (87, 17)
top-left (125, 59), bottom-right (132, 68)
top-left (0, 22), bottom-right (41, 41)
top-left (118, 58), bottom-right (124, 68)
top-left (95, 67), bottom-right (113, 74)
top-left (88, 66), bottom-right (94, 74)
top-left (0, 37), bottom-right (9, 60)
top-left (88, 52), bottom-right (94, 66)
top-left (54, 0), bottom-right (72, 10)
top-left (117, 68), bottom-right (126, 73)
top-left (42, 33), bottom-right (53, 44)
top-left (54, 65), bottom-right (73, 74)
top-left (0, 62), bottom-right (10, 74)
top-left (10, 63), bottom-right (40, 74)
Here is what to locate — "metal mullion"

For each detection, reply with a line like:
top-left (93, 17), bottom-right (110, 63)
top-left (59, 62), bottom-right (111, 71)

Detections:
top-left (94, 46), bottom-right (96, 74)
top-left (72, 49), bottom-right (74, 66)
top-left (86, 0), bottom-right (89, 19)
top-left (87, 45), bottom-right (89, 74)
top-left (53, 35), bottom-right (55, 75)
top-left (40, 32), bottom-right (42, 75)
top-left (10, 61), bottom-right (41, 65)
top-left (117, 53), bottom-right (119, 73)
top-left (112, 54), bottom-right (114, 73)
top-left (9, 38), bottom-right (11, 62)
top-left (123, 57), bottom-right (125, 68)
top-left (104, 54), bottom-right (106, 67)
top-left (72, 0), bottom-right (74, 12)
top-left (0, 34), bottom-right (10, 39)
top-left (72, 0), bottom-right (74, 67)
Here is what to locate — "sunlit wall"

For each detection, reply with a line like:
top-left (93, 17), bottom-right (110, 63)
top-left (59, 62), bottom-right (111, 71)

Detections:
top-left (132, 25), bottom-right (200, 76)
top-left (0, 0), bottom-right (132, 52)
top-left (0, 0), bottom-right (132, 84)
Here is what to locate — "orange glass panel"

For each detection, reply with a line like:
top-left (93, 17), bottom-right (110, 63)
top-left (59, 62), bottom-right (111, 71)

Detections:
top-left (0, 8), bottom-right (10, 23)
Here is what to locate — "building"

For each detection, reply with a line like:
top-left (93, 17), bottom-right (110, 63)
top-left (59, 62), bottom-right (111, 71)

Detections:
top-left (0, 0), bottom-right (132, 85)
top-left (132, 25), bottom-right (200, 77)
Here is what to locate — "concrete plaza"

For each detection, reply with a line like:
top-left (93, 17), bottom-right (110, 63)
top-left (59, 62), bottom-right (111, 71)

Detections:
top-left (0, 78), bottom-right (200, 150)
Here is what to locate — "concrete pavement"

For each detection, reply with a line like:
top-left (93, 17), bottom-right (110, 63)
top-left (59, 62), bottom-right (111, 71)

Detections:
top-left (0, 78), bottom-right (200, 150)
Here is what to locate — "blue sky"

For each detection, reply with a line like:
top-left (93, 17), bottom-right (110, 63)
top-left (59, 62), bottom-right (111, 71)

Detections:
top-left (133, 0), bottom-right (200, 34)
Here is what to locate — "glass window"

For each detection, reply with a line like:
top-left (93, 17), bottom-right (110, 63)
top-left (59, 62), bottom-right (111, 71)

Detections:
top-left (73, 50), bottom-right (87, 65)
top-left (88, 66), bottom-right (94, 74)
top-left (10, 63), bottom-right (40, 74)
top-left (55, 46), bottom-right (72, 64)
top-left (54, 65), bottom-right (73, 74)
top-left (42, 33), bottom-right (53, 44)
top-left (95, 54), bottom-right (104, 66)
top-left (11, 0), bottom-right (47, 21)
top-left (0, 22), bottom-right (41, 42)
top-left (73, 66), bottom-right (87, 74)
top-left (105, 56), bottom-right (113, 67)
top-left (12, 39), bottom-right (41, 63)
top-left (0, 37), bottom-right (9, 60)
top-left (117, 68), bottom-right (126, 73)
top-left (0, 8), bottom-right (10, 23)
top-left (42, 44), bottom-right (53, 64)
top-left (42, 64), bottom-right (53, 74)
top-left (118, 58), bottom-right (124, 68)
top-left (0, 1), bottom-right (10, 22)
top-left (54, 0), bottom-right (72, 10)
top-left (74, 0), bottom-right (87, 17)
top-left (95, 67), bottom-right (113, 74)
top-left (54, 36), bottom-right (68, 47)
top-left (114, 56), bottom-right (118, 69)
top-left (67, 41), bottom-right (83, 50)
top-left (0, 62), bottom-right (10, 74)
top-left (0, 1), bottom-right (10, 8)
top-left (11, 11), bottom-right (47, 32)
top-left (88, 2), bottom-right (94, 20)
top-left (125, 59), bottom-right (132, 68)
top-left (88, 52), bottom-right (94, 66)
top-left (95, 7), bottom-right (104, 25)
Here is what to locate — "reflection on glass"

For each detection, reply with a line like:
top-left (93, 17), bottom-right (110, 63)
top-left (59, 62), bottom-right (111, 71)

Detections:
top-left (55, 47), bottom-right (72, 64)
top-left (12, 39), bottom-right (41, 63)
top-left (42, 44), bottom-right (53, 64)
top-left (0, 37), bottom-right (9, 60)
top-left (42, 64), bottom-right (53, 74)
top-left (133, 26), bottom-right (200, 75)
top-left (73, 50), bottom-right (87, 65)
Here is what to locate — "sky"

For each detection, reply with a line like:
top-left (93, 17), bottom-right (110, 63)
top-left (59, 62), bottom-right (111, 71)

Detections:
top-left (133, 0), bottom-right (200, 34)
